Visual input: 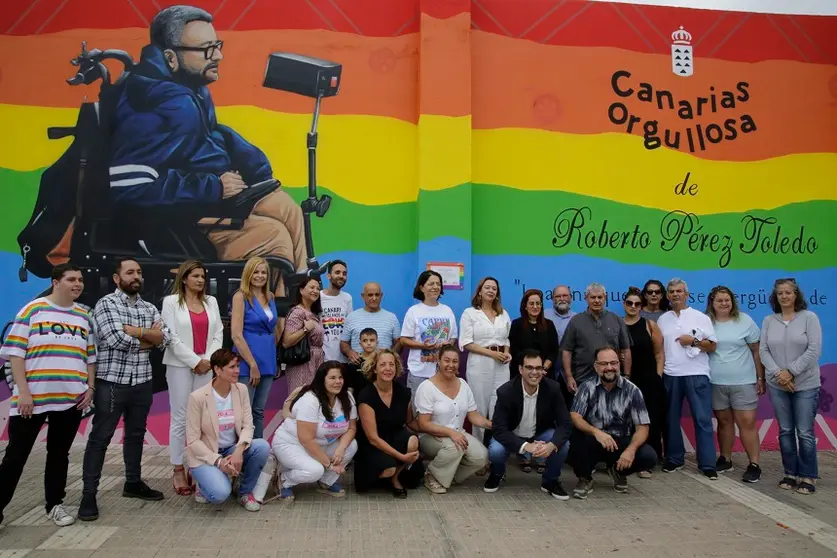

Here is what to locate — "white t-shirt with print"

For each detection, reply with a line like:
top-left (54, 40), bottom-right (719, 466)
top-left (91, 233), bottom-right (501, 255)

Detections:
top-left (414, 378), bottom-right (477, 433)
top-left (320, 291), bottom-right (353, 362)
top-left (275, 391), bottom-right (357, 447)
top-left (215, 389), bottom-right (237, 449)
top-left (401, 302), bottom-right (458, 379)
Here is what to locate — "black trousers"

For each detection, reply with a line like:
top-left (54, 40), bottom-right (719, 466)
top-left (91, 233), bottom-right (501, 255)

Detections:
top-left (571, 431), bottom-right (658, 479)
top-left (0, 406), bottom-right (83, 519)
top-left (82, 380), bottom-right (153, 495)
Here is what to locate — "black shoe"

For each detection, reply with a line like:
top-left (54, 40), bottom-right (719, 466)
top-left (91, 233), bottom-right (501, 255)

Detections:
top-left (607, 466), bottom-right (628, 493)
top-left (483, 473), bottom-right (503, 493)
top-left (742, 463), bottom-right (761, 483)
top-left (703, 469), bottom-right (719, 481)
top-left (123, 481), bottom-right (164, 501)
top-left (716, 456), bottom-right (734, 473)
top-left (661, 461), bottom-right (684, 473)
top-left (78, 494), bottom-right (99, 522)
top-left (541, 480), bottom-right (569, 501)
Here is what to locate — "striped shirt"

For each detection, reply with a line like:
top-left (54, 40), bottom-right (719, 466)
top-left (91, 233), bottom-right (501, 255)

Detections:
top-left (340, 308), bottom-right (401, 352)
top-left (0, 298), bottom-right (97, 415)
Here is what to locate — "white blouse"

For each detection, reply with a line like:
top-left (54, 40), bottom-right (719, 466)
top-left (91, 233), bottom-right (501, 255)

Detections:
top-left (414, 378), bottom-right (477, 433)
top-left (458, 307), bottom-right (511, 351)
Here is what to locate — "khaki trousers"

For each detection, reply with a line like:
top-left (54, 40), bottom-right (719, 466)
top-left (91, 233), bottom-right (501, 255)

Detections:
top-left (419, 433), bottom-right (488, 488)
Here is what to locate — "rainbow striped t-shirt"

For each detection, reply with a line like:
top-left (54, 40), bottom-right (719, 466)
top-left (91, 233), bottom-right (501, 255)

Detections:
top-left (0, 297), bottom-right (97, 415)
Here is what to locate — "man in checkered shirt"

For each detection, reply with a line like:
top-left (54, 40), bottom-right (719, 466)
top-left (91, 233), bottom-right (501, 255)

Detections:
top-left (79, 257), bottom-right (171, 522)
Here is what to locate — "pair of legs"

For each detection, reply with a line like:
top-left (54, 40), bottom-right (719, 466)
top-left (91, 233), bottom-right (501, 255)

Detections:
top-left (420, 433), bottom-right (488, 489)
top-left (246, 375), bottom-right (275, 439)
top-left (274, 438), bottom-right (359, 489)
top-left (466, 354), bottom-right (509, 444)
top-left (571, 431), bottom-right (658, 480)
top-left (0, 407), bottom-right (82, 524)
top-left (633, 375), bottom-right (667, 467)
top-left (167, 365), bottom-right (213, 492)
top-left (488, 429), bottom-right (569, 484)
top-left (208, 190), bottom-right (307, 274)
top-left (713, 383), bottom-right (760, 464)
top-left (663, 374), bottom-right (716, 471)
top-left (357, 429), bottom-right (420, 493)
top-left (189, 439), bottom-right (270, 503)
top-left (82, 380), bottom-right (153, 496)
top-left (768, 386), bottom-right (820, 493)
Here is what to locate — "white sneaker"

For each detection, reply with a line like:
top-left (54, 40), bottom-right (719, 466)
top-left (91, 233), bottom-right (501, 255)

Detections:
top-left (194, 488), bottom-right (208, 504)
top-left (238, 493), bottom-right (261, 512)
top-left (47, 504), bottom-right (75, 527)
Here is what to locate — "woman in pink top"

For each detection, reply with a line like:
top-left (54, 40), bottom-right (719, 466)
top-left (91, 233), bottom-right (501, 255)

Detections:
top-left (161, 261), bottom-right (224, 496)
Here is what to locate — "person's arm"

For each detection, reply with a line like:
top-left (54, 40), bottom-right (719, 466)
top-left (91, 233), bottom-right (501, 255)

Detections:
top-left (282, 307), bottom-right (310, 348)
top-left (399, 307), bottom-right (425, 350)
top-left (207, 297), bottom-right (225, 356)
top-left (416, 414), bottom-right (458, 439)
top-left (391, 316), bottom-right (403, 354)
top-left (92, 298), bottom-right (141, 352)
top-left (621, 348), bottom-right (632, 378)
top-left (466, 409), bottom-right (491, 431)
top-left (648, 319), bottom-right (665, 376)
top-left (359, 403), bottom-right (408, 461)
top-left (216, 123), bottom-right (273, 184)
top-left (237, 385), bottom-right (254, 450)
top-left (185, 393), bottom-right (222, 466)
top-left (787, 313), bottom-right (823, 376)
top-left (297, 421), bottom-right (333, 467)
top-left (618, 318), bottom-right (632, 377)
top-left (549, 386), bottom-right (573, 450)
top-left (626, 424), bottom-right (649, 452)
top-left (140, 306), bottom-right (167, 346)
top-left (230, 292), bottom-right (258, 369)
top-left (758, 318), bottom-right (781, 376)
top-left (491, 393), bottom-right (527, 454)
top-left (447, 307), bottom-right (458, 348)
top-left (161, 297), bottom-right (201, 369)
top-left (405, 397), bottom-right (419, 432)
top-left (562, 350), bottom-right (573, 382)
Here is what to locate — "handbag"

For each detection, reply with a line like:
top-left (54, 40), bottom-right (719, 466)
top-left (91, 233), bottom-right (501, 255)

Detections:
top-left (278, 334), bottom-right (310, 366)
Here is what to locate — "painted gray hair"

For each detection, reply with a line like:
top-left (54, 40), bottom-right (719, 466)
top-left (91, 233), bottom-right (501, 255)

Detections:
top-left (667, 277), bottom-right (688, 292)
top-left (150, 5), bottom-right (213, 50)
top-left (585, 282), bottom-right (606, 296)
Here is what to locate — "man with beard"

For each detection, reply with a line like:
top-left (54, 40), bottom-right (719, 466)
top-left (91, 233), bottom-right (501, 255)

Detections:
top-left (319, 260), bottom-right (352, 362)
top-left (79, 258), bottom-right (171, 521)
top-left (547, 285), bottom-right (575, 403)
top-left (569, 346), bottom-right (657, 500)
top-left (106, 5), bottom-right (305, 279)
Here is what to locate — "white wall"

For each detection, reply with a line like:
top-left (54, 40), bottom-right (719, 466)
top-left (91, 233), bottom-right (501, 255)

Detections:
top-left (589, 0), bottom-right (837, 16)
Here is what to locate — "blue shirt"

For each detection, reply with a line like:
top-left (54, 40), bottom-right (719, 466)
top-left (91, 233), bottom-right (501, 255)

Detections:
top-left (708, 313), bottom-right (760, 386)
top-left (340, 308), bottom-right (401, 352)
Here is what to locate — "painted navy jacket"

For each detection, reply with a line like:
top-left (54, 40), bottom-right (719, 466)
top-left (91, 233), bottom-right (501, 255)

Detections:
top-left (108, 45), bottom-right (272, 208)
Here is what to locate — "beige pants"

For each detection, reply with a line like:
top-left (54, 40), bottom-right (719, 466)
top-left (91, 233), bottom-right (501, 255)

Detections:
top-left (207, 189), bottom-right (307, 272)
top-left (420, 433), bottom-right (488, 488)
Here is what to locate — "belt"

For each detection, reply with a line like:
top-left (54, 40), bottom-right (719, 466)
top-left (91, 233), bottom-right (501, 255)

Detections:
top-left (487, 345), bottom-right (502, 352)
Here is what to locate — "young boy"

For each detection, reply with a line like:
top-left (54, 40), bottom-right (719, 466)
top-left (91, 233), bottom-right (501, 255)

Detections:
top-left (346, 327), bottom-right (378, 394)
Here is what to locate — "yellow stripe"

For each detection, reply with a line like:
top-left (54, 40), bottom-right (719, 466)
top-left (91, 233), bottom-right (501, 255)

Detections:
top-left (2, 104), bottom-right (836, 211)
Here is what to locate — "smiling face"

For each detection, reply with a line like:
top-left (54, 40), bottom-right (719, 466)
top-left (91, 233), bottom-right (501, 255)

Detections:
top-left (593, 348), bottom-right (620, 384)
top-left (712, 291), bottom-right (733, 319)
top-left (623, 294), bottom-right (642, 318)
top-left (775, 281), bottom-right (797, 310)
top-left (553, 286), bottom-right (571, 314)
top-left (437, 349), bottom-right (459, 378)
top-left (479, 279), bottom-right (498, 304)
top-left (324, 367), bottom-right (344, 396)
top-left (54, 270), bottom-right (84, 302)
top-left (525, 293), bottom-right (542, 320)
top-left (585, 288), bottom-right (606, 313)
top-left (301, 278), bottom-right (321, 303)
top-left (250, 263), bottom-right (268, 290)
top-left (519, 355), bottom-right (545, 389)
top-left (328, 263), bottom-right (347, 290)
top-left (421, 274), bottom-right (442, 303)
top-left (375, 352), bottom-right (397, 383)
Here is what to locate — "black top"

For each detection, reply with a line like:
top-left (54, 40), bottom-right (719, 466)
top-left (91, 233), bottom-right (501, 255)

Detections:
top-left (355, 381), bottom-right (412, 447)
top-left (346, 356), bottom-right (371, 395)
top-left (492, 376), bottom-right (572, 453)
top-left (626, 318), bottom-right (657, 386)
top-left (508, 317), bottom-right (559, 377)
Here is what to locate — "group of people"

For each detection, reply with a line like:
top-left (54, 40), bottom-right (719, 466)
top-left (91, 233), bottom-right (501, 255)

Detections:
top-left (0, 255), bottom-right (824, 528)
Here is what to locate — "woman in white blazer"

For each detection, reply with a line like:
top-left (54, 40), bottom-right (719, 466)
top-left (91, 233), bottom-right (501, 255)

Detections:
top-left (162, 260), bottom-right (224, 496)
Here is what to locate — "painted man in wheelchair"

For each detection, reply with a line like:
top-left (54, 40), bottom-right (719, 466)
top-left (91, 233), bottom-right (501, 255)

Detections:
top-left (107, 5), bottom-right (305, 292)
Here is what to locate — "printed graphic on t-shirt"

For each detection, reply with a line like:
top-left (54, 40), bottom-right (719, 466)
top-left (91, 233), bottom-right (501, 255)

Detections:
top-left (419, 317), bottom-right (452, 363)
top-left (321, 309), bottom-right (346, 345)
top-left (218, 408), bottom-right (235, 432)
top-left (322, 413), bottom-right (348, 443)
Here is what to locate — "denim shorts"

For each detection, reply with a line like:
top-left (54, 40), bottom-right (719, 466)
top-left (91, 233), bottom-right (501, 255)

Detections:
top-left (711, 383), bottom-right (758, 411)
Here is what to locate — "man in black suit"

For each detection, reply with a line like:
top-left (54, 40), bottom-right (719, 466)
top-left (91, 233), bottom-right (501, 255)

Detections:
top-left (484, 349), bottom-right (572, 499)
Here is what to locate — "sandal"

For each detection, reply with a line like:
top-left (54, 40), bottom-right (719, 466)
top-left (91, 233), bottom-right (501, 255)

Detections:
top-left (519, 461), bottom-right (532, 474)
top-left (778, 476), bottom-right (797, 490)
top-left (172, 466), bottom-right (193, 496)
top-left (535, 463), bottom-right (546, 475)
top-left (797, 481), bottom-right (816, 495)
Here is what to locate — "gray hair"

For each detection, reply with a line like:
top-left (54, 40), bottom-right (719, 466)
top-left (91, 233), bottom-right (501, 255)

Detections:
top-left (150, 5), bottom-right (213, 50)
top-left (552, 284), bottom-right (571, 296)
top-left (585, 282), bottom-right (606, 296)
top-left (667, 277), bottom-right (688, 293)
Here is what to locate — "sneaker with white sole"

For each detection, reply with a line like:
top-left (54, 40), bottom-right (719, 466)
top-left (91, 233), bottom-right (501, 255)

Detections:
top-left (424, 472), bottom-right (447, 494)
top-left (46, 504), bottom-right (75, 527)
top-left (238, 493), bottom-right (261, 512)
top-left (194, 488), bottom-right (208, 504)
top-left (317, 481), bottom-right (346, 498)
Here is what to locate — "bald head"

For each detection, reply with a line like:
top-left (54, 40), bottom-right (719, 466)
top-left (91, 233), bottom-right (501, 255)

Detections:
top-left (361, 282), bottom-right (383, 311)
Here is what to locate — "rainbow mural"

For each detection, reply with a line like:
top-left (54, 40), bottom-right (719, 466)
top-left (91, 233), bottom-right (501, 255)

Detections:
top-left (0, 0), bottom-right (836, 451)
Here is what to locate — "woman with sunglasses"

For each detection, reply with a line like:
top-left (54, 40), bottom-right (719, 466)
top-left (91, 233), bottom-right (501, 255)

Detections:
top-left (622, 286), bottom-right (665, 477)
top-left (640, 280), bottom-right (670, 322)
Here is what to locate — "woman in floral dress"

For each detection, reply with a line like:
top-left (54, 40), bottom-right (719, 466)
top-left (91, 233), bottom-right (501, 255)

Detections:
top-left (282, 278), bottom-right (325, 392)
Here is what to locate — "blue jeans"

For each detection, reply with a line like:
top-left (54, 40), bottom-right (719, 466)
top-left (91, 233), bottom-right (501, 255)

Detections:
top-left (246, 375), bottom-right (275, 439)
top-left (768, 386), bottom-right (820, 479)
top-left (190, 438), bottom-right (270, 503)
top-left (663, 374), bottom-right (716, 471)
top-left (488, 429), bottom-right (569, 482)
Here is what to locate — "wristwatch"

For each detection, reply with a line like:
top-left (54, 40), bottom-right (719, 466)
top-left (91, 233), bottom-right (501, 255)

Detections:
top-left (691, 338), bottom-right (699, 347)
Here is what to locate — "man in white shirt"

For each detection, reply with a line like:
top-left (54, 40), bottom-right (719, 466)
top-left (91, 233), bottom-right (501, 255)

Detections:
top-left (657, 278), bottom-right (719, 479)
top-left (319, 260), bottom-right (352, 362)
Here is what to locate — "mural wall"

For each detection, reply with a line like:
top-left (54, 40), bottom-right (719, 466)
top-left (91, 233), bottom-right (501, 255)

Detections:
top-left (0, 0), bottom-right (835, 450)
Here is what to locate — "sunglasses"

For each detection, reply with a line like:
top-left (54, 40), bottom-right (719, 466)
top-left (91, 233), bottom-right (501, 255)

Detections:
top-left (624, 300), bottom-right (642, 308)
top-left (645, 289), bottom-right (661, 295)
